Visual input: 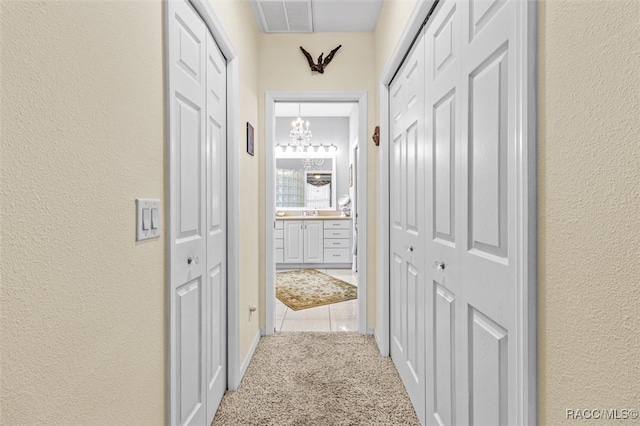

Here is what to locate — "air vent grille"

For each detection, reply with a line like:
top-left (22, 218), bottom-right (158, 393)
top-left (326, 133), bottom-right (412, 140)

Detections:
top-left (257, 0), bottom-right (312, 33)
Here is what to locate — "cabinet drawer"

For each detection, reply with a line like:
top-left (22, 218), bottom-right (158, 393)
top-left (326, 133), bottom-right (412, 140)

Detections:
top-left (274, 229), bottom-right (284, 239)
top-left (323, 220), bottom-right (350, 229)
top-left (324, 238), bottom-right (350, 249)
top-left (275, 248), bottom-right (284, 263)
top-left (324, 229), bottom-right (350, 239)
top-left (324, 248), bottom-right (351, 263)
top-left (275, 221), bottom-right (284, 230)
top-left (275, 239), bottom-right (284, 249)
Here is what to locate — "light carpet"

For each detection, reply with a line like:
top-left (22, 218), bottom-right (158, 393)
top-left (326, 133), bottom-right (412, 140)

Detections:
top-left (213, 332), bottom-right (419, 425)
top-left (276, 269), bottom-right (357, 311)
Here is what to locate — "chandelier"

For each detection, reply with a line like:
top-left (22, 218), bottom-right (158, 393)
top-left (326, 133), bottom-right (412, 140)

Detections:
top-left (289, 104), bottom-right (312, 144)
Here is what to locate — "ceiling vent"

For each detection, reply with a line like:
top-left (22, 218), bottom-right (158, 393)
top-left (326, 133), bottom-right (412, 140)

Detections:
top-left (252, 0), bottom-right (313, 33)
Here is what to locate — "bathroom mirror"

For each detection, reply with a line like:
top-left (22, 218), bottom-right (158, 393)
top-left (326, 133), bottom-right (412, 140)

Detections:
top-left (275, 152), bottom-right (336, 210)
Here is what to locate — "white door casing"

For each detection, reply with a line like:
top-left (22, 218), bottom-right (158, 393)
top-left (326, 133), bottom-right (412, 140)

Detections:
top-left (167, 1), bottom-right (228, 425)
top-left (389, 30), bottom-right (427, 425)
top-left (386, 0), bottom-right (536, 424)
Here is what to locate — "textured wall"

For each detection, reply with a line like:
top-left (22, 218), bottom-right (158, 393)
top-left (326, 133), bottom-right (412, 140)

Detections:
top-left (538, 0), bottom-right (640, 423)
top-left (257, 33), bottom-right (378, 327)
top-left (1, 1), bottom-right (165, 424)
top-left (209, 0), bottom-right (261, 369)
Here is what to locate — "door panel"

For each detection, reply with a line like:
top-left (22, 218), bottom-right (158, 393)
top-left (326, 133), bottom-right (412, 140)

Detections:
top-left (468, 45), bottom-right (509, 259)
top-left (171, 2), bottom-right (207, 425)
top-left (205, 28), bottom-right (227, 423)
top-left (458, 0), bottom-right (517, 424)
top-left (433, 281), bottom-right (455, 426)
top-left (177, 279), bottom-right (203, 426)
top-left (424, 0), bottom-right (461, 423)
top-left (389, 30), bottom-right (426, 425)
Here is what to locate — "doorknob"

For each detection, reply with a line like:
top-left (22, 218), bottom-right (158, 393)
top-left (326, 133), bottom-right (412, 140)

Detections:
top-left (433, 261), bottom-right (445, 270)
top-left (407, 246), bottom-right (414, 253)
top-left (187, 256), bottom-right (199, 265)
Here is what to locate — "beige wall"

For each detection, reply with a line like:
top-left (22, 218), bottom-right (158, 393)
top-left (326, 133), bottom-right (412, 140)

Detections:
top-left (209, 0), bottom-right (262, 373)
top-left (257, 33), bottom-right (379, 327)
top-left (537, 0), bottom-right (640, 423)
top-left (1, 1), bottom-right (165, 424)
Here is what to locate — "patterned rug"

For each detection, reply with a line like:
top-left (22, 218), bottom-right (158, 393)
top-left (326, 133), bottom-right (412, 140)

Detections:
top-left (276, 269), bottom-right (357, 311)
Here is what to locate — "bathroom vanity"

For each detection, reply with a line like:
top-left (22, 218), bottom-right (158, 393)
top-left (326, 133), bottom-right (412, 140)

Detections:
top-left (275, 216), bottom-right (352, 268)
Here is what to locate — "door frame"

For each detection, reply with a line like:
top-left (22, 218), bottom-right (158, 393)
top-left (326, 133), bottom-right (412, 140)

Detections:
top-left (265, 91), bottom-right (368, 335)
top-left (164, 0), bottom-right (242, 424)
top-left (377, 0), bottom-right (537, 424)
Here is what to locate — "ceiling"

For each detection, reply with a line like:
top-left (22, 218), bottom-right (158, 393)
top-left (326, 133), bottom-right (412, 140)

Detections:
top-left (250, 0), bottom-right (384, 33)
top-left (275, 102), bottom-right (356, 117)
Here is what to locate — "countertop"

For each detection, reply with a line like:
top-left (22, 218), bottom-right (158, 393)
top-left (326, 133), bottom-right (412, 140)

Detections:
top-left (275, 215), bottom-right (352, 221)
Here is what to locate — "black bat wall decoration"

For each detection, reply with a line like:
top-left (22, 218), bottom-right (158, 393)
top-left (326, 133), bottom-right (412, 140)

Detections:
top-left (299, 45), bottom-right (342, 74)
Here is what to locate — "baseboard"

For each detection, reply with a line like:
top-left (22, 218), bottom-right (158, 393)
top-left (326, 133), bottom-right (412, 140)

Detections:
top-left (238, 329), bottom-right (261, 386)
top-left (366, 327), bottom-right (375, 335)
top-left (373, 328), bottom-right (384, 356)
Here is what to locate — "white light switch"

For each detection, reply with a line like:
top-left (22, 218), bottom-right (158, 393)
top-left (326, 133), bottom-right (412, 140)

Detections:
top-left (142, 209), bottom-right (151, 230)
top-left (151, 208), bottom-right (159, 230)
top-left (136, 198), bottom-right (161, 241)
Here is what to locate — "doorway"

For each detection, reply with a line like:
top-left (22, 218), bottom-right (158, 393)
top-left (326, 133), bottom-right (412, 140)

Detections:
top-left (265, 92), bottom-right (368, 336)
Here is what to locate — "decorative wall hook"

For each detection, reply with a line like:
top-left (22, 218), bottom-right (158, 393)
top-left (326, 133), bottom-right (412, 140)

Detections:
top-left (300, 45), bottom-right (342, 74)
top-left (372, 126), bottom-right (380, 146)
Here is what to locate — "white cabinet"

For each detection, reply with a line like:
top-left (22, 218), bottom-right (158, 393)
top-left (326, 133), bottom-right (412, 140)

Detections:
top-left (323, 220), bottom-right (351, 263)
top-left (283, 220), bottom-right (304, 263)
top-left (277, 218), bottom-right (352, 266)
top-left (283, 220), bottom-right (323, 264)
top-left (303, 221), bottom-right (324, 263)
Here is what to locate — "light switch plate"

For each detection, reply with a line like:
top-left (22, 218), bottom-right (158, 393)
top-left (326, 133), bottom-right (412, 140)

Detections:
top-left (136, 198), bottom-right (161, 241)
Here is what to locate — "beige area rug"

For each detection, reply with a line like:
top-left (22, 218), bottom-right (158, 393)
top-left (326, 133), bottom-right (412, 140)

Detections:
top-left (276, 269), bottom-right (357, 311)
top-left (213, 333), bottom-right (419, 425)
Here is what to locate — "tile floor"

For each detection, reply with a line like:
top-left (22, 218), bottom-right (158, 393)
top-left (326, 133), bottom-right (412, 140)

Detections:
top-left (276, 268), bottom-right (358, 332)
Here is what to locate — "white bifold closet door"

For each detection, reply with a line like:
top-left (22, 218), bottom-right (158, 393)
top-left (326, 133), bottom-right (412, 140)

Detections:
top-left (169, 1), bottom-right (227, 425)
top-left (390, 0), bottom-right (524, 424)
top-left (389, 30), bottom-right (428, 424)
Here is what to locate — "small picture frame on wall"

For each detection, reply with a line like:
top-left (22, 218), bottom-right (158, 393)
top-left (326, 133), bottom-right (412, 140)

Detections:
top-left (246, 122), bottom-right (254, 156)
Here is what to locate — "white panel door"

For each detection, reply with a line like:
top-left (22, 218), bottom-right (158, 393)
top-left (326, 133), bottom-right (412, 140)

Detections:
top-left (456, 0), bottom-right (520, 423)
top-left (303, 220), bottom-right (324, 263)
top-left (423, 0), bottom-right (461, 424)
top-left (169, 1), bottom-right (227, 425)
top-left (389, 29), bottom-right (427, 425)
top-left (204, 28), bottom-right (227, 424)
top-left (170, 1), bottom-right (207, 424)
top-left (284, 221), bottom-right (304, 263)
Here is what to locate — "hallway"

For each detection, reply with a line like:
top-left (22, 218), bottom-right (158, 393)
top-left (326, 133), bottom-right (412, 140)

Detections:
top-left (213, 332), bottom-right (419, 425)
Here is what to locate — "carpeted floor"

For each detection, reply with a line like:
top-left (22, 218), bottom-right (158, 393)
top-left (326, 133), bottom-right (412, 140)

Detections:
top-left (213, 332), bottom-right (419, 425)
